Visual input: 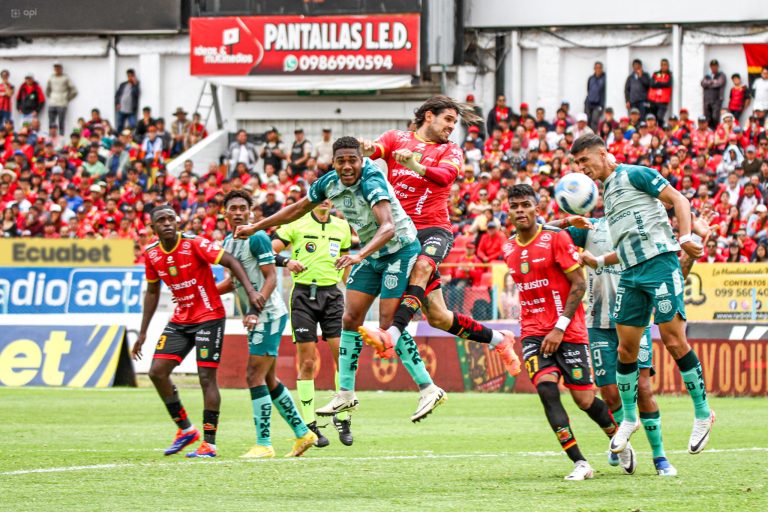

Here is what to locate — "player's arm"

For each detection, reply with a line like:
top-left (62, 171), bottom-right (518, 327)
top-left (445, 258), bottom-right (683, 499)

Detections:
top-left (580, 250), bottom-right (619, 269)
top-left (547, 216), bottom-right (593, 230)
top-left (679, 208), bottom-right (714, 279)
top-left (133, 280), bottom-right (161, 360)
top-left (658, 185), bottom-right (702, 259)
top-left (392, 149), bottom-right (458, 187)
top-left (235, 196), bottom-right (316, 239)
top-left (216, 276), bottom-right (234, 295)
top-left (219, 251), bottom-right (266, 313)
top-left (541, 266), bottom-right (587, 357)
top-left (335, 201), bottom-right (395, 269)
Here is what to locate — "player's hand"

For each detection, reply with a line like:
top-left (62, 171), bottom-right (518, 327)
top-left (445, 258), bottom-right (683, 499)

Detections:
top-left (579, 250), bottom-right (599, 269)
top-left (681, 240), bottom-right (703, 259)
top-left (335, 253), bottom-right (362, 270)
top-left (132, 333), bottom-right (146, 361)
top-left (287, 260), bottom-right (306, 273)
top-left (235, 223), bottom-right (257, 239)
top-left (392, 149), bottom-right (419, 171)
top-left (567, 216), bottom-right (593, 229)
top-left (244, 314), bottom-right (258, 331)
top-left (358, 139), bottom-right (376, 157)
top-left (541, 328), bottom-right (564, 358)
top-left (249, 290), bottom-right (266, 310)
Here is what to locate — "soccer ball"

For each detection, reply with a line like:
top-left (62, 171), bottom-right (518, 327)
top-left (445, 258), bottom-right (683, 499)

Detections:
top-left (554, 173), bottom-right (598, 215)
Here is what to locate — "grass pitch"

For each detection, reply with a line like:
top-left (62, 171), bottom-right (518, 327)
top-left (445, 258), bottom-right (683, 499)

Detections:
top-left (1, 385), bottom-right (766, 512)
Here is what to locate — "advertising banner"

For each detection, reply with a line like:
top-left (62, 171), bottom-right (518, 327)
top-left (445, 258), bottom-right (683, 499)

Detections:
top-left (0, 267), bottom-right (144, 315)
top-left (190, 14), bottom-right (420, 76)
top-left (0, 239), bottom-right (135, 267)
top-left (685, 263), bottom-right (768, 321)
top-left (0, 325), bottom-right (130, 387)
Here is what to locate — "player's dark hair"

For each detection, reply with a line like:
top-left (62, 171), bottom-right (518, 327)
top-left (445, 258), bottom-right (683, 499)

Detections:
top-left (570, 133), bottom-right (606, 155)
top-left (150, 203), bottom-right (176, 221)
top-left (332, 136), bottom-right (361, 155)
top-left (508, 184), bottom-right (537, 202)
top-left (224, 189), bottom-right (253, 208)
top-left (413, 95), bottom-right (481, 128)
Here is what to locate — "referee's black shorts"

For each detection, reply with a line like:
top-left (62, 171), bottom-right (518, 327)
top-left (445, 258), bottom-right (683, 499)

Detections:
top-left (290, 283), bottom-right (344, 342)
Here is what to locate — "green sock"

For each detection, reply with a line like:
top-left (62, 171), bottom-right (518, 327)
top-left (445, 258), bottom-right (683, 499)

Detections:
top-left (675, 350), bottom-right (711, 420)
top-left (250, 385), bottom-right (272, 446)
top-left (640, 410), bottom-right (665, 459)
top-left (270, 382), bottom-right (309, 438)
top-left (616, 361), bottom-right (639, 423)
top-left (395, 331), bottom-right (433, 387)
top-left (296, 379), bottom-right (315, 424)
top-left (612, 405), bottom-right (624, 424)
top-left (334, 370), bottom-right (348, 421)
top-left (338, 330), bottom-right (362, 391)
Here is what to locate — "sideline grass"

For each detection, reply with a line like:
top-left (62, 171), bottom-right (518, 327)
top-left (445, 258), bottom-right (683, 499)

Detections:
top-left (1, 387), bottom-right (766, 511)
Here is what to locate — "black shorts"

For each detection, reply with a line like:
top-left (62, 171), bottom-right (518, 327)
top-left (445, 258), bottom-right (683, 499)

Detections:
top-left (290, 283), bottom-right (343, 342)
top-left (522, 336), bottom-right (593, 390)
top-left (417, 227), bottom-right (454, 293)
top-left (154, 318), bottom-right (225, 368)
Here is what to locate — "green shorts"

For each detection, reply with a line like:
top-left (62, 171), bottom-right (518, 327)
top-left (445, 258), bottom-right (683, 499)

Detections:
top-left (345, 240), bottom-right (420, 299)
top-left (247, 314), bottom-right (288, 357)
top-left (588, 327), bottom-right (654, 387)
top-left (613, 252), bottom-right (686, 327)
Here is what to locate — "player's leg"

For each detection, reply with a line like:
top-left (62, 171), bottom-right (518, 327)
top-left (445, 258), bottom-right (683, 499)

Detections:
top-left (185, 319), bottom-right (225, 458)
top-left (241, 352), bottom-right (278, 458)
top-left (523, 336), bottom-right (593, 480)
top-left (651, 254), bottom-right (713, 453)
top-left (149, 324), bottom-right (200, 456)
top-left (589, 328), bottom-right (622, 466)
top-left (321, 287), bottom-right (353, 444)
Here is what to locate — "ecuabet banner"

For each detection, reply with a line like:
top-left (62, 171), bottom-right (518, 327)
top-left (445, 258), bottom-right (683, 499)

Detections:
top-left (0, 239), bottom-right (135, 267)
top-left (0, 325), bottom-right (126, 387)
top-left (190, 14), bottom-right (420, 75)
top-left (685, 263), bottom-right (768, 321)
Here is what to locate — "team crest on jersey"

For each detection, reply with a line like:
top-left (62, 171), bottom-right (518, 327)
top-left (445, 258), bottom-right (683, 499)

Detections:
top-left (305, 242), bottom-right (317, 253)
top-left (572, 368), bottom-right (583, 380)
top-left (521, 262), bottom-right (529, 274)
top-left (200, 348), bottom-right (209, 359)
top-left (169, 266), bottom-right (178, 276)
top-left (425, 245), bottom-right (437, 256)
top-left (343, 196), bottom-right (353, 208)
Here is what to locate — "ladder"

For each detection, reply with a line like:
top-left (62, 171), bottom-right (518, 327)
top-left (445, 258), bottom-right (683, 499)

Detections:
top-left (193, 80), bottom-right (223, 130)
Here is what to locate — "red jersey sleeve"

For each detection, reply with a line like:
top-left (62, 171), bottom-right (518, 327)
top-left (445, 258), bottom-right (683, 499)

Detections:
top-left (371, 130), bottom-right (397, 160)
top-left (552, 230), bottom-right (582, 274)
top-left (191, 236), bottom-right (225, 265)
top-left (421, 144), bottom-right (462, 187)
top-left (144, 256), bottom-right (159, 283)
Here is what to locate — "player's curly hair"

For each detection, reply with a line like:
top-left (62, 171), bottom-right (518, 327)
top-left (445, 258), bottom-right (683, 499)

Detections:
top-left (413, 95), bottom-right (482, 128)
top-left (508, 184), bottom-right (537, 202)
top-left (223, 189), bottom-right (253, 208)
top-left (332, 136), bottom-right (361, 155)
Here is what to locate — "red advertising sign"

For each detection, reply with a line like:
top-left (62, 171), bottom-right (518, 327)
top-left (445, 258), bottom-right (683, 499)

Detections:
top-left (190, 14), bottom-right (420, 76)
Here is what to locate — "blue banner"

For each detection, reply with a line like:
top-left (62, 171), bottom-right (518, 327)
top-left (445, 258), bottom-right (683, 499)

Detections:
top-left (0, 325), bottom-right (126, 387)
top-left (0, 267), bottom-right (144, 314)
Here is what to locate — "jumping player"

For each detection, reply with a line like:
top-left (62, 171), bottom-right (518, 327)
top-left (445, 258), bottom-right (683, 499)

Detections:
top-left (571, 133), bottom-right (714, 456)
top-left (132, 204), bottom-right (263, 458)
top-left (503, 185), bottom-right (633, 480)
top-left (220, 190), bottom-right (317, 458)
top-left (357, 96), bottom-right (520, 376)
top-left (236, 137), bottom-right (446, 422)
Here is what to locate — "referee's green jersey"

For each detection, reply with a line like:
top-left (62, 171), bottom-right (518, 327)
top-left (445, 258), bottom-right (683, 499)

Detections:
top-left (275, 211), bottom-right (352, 286)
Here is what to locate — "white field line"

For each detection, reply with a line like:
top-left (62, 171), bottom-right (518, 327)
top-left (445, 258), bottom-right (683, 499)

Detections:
top-left (2, 447), bottom-right (767, 477)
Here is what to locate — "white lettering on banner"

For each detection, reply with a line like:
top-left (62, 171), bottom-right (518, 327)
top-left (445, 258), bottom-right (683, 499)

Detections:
top-left (262, 22), bottom-right (409, 52)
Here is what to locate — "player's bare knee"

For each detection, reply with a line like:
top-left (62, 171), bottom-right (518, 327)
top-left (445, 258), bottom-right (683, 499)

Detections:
top-left (299, 354), bottom-right (316, 379)
top-left (573, 392), bottom-right (595, 410)
top-left (426, 309), bottom-right (452, 330)
top-left (617, 344), bottom-right (639, 363)
top-left (600, 385), bottom-right (621, 410)
top-left (342, 311), bottom-right (364, 331)
top-left (148, 364), bottom-right (169, 384)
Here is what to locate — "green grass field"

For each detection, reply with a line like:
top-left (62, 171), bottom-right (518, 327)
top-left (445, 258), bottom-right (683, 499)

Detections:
top-left (1, 384), bottom-right (766, 512)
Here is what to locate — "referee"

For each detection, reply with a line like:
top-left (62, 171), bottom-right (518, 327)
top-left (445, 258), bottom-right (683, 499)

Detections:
top-left (272, 199), bottom-right (354, 447)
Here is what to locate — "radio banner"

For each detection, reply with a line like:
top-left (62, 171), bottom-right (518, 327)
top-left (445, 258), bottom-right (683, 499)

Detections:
top-left (190, 14), bottom-right (420, 76)
top-left (685, 263), bottom-right (768, 321)
top-left (0, 239), bottom-right (135, 267)
top-left (0, 325), bottom-right (128, 387)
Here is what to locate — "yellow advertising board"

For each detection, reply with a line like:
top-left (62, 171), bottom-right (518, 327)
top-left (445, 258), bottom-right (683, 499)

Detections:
top-left (685, 263), bottom-right (768, 321)
top-left (0, 239), bottom-right (135, 267)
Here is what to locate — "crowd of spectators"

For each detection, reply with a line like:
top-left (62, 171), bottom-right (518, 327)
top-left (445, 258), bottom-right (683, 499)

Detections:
top-left (2, 59), bottom-right (768, 281)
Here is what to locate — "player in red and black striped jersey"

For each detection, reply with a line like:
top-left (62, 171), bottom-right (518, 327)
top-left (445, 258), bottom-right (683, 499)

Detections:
top-left (502, 185), bottom-right (630, 481)
top-left (132, 204), bottom-right (265, 459)
top-left (357, 96), bottom-right (520, 378)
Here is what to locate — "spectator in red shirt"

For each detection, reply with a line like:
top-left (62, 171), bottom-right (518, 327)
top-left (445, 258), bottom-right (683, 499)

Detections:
top-left (476, 221), bottom-right (506, 262)
top-left (699, 239), bottom-right (727, 263)
top-left (728, 73), bottom-right (750, 124)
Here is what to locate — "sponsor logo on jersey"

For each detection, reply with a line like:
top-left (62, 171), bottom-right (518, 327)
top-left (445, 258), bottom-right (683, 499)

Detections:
top-left (657, 299), bottom-right (673, 314)
top-left (540, 233), bottom-right (552, 242)
top-left (384, 274), bottom-right (399, 290)
top-left (305, 242), bottom-right (317, 253)
top-left (200, 348), bottom-right (209, 359)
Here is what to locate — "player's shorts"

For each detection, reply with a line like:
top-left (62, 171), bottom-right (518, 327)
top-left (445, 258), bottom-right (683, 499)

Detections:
top-left (346, 239), bottom-right (420, 299)
top-left (416, 227), bottom-right (454, 294)
top-left (588, 327), bottom-right (654, 387)
top-left (248, 314), bottom-right (288, 357)
top-left (522, 336), bottom-right (593, 390)
top-left (154, 318), bottom-right (225, 368)
top-left (290, 283), bottom-right (343, 342)
top-left (613, 251), bottom-right (686, 327)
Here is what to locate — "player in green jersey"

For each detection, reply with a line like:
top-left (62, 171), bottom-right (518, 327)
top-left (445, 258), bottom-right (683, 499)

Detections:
top-left (571, 133), bottom-right (714, 457)
top-left (272, 200), bottom-right (354, 446)
top-left (219, 190), bottom-right (317, 459)
top-left (236, 137), bottom-right (446, 423)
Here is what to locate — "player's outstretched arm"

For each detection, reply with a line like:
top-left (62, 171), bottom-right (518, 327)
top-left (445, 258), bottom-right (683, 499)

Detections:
top-left (541, 268), bottom-right (586, 356)
top-left (133, 280), bottom-right (161, 360)
top-left (219, 251), bottom-right (265, 312)
top-left (335, 201), bottom-right (395, 269)
top-left (546, 216), bottom-right (593, 230)
top-left (235, 197), bottom-right (316, 239)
